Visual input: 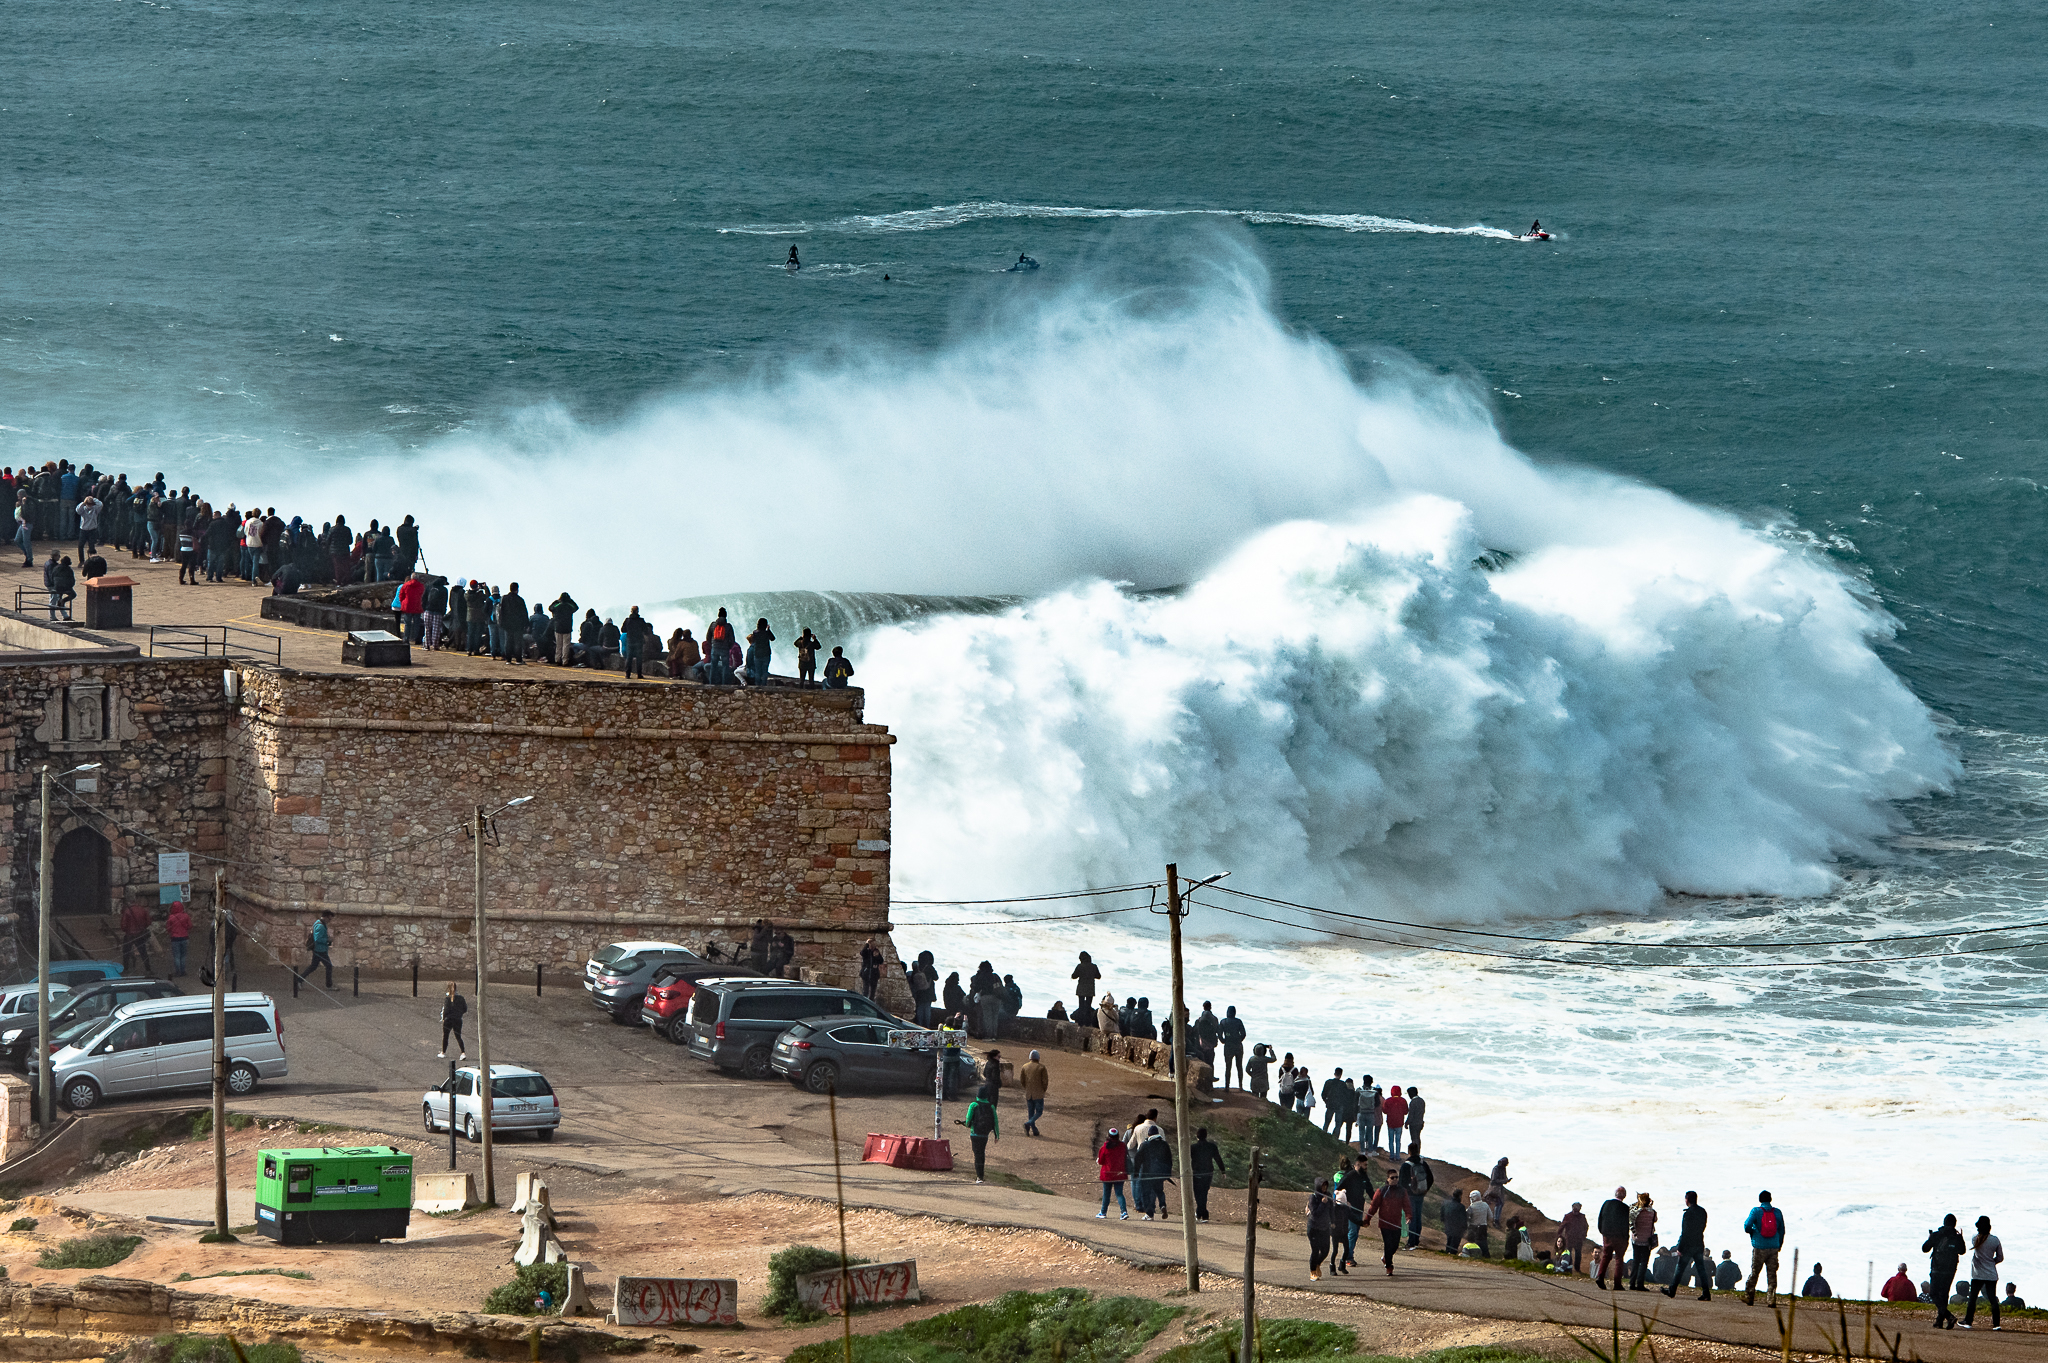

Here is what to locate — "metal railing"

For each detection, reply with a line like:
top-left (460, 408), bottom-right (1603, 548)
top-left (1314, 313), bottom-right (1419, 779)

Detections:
top-left (12, 586), bottom-right (70, 620)
top-left (147, 623), bottom-right (283, 665)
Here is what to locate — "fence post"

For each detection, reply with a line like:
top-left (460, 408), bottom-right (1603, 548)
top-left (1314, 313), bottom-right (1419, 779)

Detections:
top-left (535, 964), bottom-right (542, 997)
top-left (352, 964), bottom-right (360, 998)
top-left (412, 957), bottom-right (419, 997)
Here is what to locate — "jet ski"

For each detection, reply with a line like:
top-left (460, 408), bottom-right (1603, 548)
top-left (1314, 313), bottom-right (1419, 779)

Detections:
top-left (1005, 253), bottom-right (1040, 272)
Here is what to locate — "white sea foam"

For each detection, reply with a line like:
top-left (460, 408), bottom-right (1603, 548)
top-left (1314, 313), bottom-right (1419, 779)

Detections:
top-left (719, 199), bottom-right (1526, 241)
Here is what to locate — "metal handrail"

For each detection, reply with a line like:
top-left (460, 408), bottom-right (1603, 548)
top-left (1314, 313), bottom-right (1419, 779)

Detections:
top-left (147, 623), bottom-right (283, 665)
top-left (12, 586), bottom-right (67, 620)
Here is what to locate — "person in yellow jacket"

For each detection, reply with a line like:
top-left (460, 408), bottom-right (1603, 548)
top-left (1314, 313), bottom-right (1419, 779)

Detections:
top-left (1019, 1050), bottom-right (1049, 1136)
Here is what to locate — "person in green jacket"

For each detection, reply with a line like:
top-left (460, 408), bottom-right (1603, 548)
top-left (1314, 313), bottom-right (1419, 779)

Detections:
top-left (961, 1093), bottom-right (999, 1184)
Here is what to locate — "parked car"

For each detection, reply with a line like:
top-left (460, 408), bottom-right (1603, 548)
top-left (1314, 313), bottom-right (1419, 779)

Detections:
top-left (1, 978), bottom-right (182, 1074)
top-left (0, 960), bottom-right (124, 991)
top-left (639, 962), bottom-right (764, 1042)
top-left (0, 982), bottom-right (72, 1019)
top-left (682, 978), bottom-right (904, 1079)
top-left (422, 1064), bottom-right (559, 1142)
top-left (770, 1017), bottom-right (939, 1094)
top-left (52, 992), bottom-right (285, 1111)
top-left (584, 941), bottom-right (702, 1023)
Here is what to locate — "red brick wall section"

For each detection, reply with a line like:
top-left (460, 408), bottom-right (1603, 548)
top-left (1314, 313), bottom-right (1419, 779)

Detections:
top-left (222, 666), bottom-right (897, 985)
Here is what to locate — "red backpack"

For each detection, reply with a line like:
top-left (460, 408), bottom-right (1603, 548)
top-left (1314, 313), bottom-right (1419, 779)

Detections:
top-left (1756, 1207), bottom-right (1780, 1239)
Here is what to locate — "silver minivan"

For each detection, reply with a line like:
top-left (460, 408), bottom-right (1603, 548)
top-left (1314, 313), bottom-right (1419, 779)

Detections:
top-left (53, 992), bottom-right (286, 1111)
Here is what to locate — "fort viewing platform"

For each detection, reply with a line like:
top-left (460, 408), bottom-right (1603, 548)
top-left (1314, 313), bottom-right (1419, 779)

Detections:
top-left (0, 552), bottom-right (901, 1001)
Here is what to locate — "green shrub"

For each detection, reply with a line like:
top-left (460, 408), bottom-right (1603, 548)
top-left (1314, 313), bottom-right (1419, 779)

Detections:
top-left (38, 1233), bottom-right (144, 1269)
top-left (786, 1288), bottom-right (1178, 1363)
top-left (112, 1334), bottom-right (303, 1363)
top-left (762, 1244), bottom-right (869, 1320)
top-left (482, 1262), bottom-right (568, 1316)
top-left (8, 1216), bottom-right (36, 1233)
top-left (1159, 1318), bottom-right (1358, 1363)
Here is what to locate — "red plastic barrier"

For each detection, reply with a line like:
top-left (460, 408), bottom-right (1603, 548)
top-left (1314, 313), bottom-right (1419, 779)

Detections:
top-left (860, 1133), bottom-right (953, 1170)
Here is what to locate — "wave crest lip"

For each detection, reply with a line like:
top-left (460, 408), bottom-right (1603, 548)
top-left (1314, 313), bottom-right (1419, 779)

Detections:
top-left (718, 200), bottom-right (1526, 240)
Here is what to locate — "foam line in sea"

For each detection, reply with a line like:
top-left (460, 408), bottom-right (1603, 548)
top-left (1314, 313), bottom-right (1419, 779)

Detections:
top-left (718, 200), bottom-right (1525, 240)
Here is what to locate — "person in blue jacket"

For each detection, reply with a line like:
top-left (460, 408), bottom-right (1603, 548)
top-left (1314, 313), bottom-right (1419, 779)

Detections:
top-left (1742, 1191), bottom-right (1787, 1306)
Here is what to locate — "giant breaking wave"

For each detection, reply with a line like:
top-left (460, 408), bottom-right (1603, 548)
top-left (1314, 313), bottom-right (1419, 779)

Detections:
top-left (278, 226), bottom-right (1958, 924)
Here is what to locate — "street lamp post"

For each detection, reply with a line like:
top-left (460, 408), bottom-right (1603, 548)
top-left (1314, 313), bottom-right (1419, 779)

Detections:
top-left (37, 761), bottom-right (100, 1125)
top-left (1164, 864), bottom-right (1228, 1294)
top-left (471, 795), bottom-right (532, 1207)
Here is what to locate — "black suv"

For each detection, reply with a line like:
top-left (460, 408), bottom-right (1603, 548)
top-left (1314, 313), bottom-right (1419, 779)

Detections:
top-left (1, 977), bottom-right (182, 1074)
top-left (683, 979), bottom-right (903, 1079)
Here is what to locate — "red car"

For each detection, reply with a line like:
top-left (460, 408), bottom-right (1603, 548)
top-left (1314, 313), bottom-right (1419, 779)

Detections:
top-left (640, 963), bottom-right (761, 1042)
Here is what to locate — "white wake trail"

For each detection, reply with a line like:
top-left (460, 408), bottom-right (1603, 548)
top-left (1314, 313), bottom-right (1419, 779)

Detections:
top-left (719, 200), bottom-right (1525, 240)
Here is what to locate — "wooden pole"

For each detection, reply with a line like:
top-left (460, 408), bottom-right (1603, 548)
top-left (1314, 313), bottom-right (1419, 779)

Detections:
top-left (1240, 1148), bottom-right (1261, 1363)
top-left (474, 804), bottom-right (495, 1205)
top-left (212, 868), bottom-right (228, 1238)
top-left (1168, 863), bottom-right (1198, 1292)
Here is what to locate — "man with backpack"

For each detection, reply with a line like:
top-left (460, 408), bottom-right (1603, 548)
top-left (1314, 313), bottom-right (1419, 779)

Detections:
top-left (960, 1091), bottom-right (999, 1184)
top-left (1742, 1191), bottom-right (1787, 1306)
top-left (1399, 1150), bottom-right (1435, 1248)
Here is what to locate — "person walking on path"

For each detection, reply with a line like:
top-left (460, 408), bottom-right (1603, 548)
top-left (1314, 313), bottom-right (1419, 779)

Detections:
top-left (439, 983), bottom-right (469, 1058)
top-left (119, 899), bottom-right (155, 976)
top-left (1922, 1214), bottom-right (1966, 1328)
top-left (1382, 1084), bottom-right (1409, 1155)
top-left (1019, 1050), bottom-right (1049, 1135)
top-left (1404, 1085), bottom-right (1426, 1150)
top-left (1363, 1176), bottom-right (1413, 1277)
top-left (1742, 1190), bottom-right (1787, 1307)
top-left (300, 910), bottom-right (335, 988)
top-left (1335, 1154), bottom-right (1370, 1269)
top-left (1595, 1187), bottom-right (1632, 1289)
top-left (1306, 1179), bottom-right (1338, 1280)
top-left (1218, 1005), bottom-right (1245, 1086)
top-left (961, 1090), bottom-right (999, 1184)
top-left (1962, 1215), bottom-right (2004, 1330)
top-left (1558, 1201), bottom-right (1589, 1275)
top-left (1096, 1127), bottom-right (1129, 1220)
top-left (1190, 1127), bottom-right (1225, 1223)
top-left (165, 900), bottom-right (192, 978)
top-left (1663, 1191), bottom-right (1712, 1300)
top-left (1628, 1192), bottom-right (1659, 1290)
top-left (1130, 1112), bottom-right (1172, 1220)
top-left (1070, 951), bottom-right (1101, 1020)
top-left (1399, 1150), bottom-right (1435, 1249)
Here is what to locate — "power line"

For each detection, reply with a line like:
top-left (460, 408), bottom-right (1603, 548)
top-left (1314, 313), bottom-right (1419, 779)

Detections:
top-left (893, 882), bottom-right (1161, 906)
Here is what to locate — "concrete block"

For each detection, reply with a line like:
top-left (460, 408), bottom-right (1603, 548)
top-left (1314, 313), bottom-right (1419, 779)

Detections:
top-left (795, 1259), bottom-right (920, 1315)
top-left (613, 1276), bottom-right (739, 1327)
top-left (413, 1171), bottom-right (477, 1213)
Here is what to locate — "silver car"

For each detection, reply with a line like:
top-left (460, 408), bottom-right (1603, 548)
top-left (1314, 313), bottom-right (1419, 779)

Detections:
top-left (422, 1064), bottom-right (559, 1142)
top-left (0, 981), bottom-right (71, 1019)
top-left (52, 993), bottom-right (286, 1111)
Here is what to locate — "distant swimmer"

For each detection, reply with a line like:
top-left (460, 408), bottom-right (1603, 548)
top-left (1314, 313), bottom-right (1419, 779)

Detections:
top-left (1006, 253), bottom-right (1040, 272)
top-left (786, 244), bottom-right (801, 272)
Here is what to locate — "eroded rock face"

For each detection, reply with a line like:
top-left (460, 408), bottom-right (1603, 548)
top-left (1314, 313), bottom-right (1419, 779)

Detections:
top-left (0, 1274), bottom-right (686, 1360)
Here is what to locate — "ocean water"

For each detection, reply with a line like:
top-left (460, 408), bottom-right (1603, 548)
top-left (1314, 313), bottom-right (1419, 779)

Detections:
top-left (7, 0), bottom-right (2045, 1286)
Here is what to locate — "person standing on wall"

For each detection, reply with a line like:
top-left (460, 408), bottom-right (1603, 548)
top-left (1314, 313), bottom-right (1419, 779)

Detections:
top-left (823, 646), bottom-right (854, 687)
top-left (497, 582), bottom-right (528, 663)
top-left (1070, 951), bottom-right (1101, 1021)
top-left (622, 606), bottom-right (653, 679)
top-left (440, 983), bottom-right (468, 1059)
top-left (548, 591), bottom-right (578, 665)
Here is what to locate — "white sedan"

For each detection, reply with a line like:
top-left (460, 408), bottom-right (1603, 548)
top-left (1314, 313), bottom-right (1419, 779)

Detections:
top-left (422, 1063), bottom-right (560, 1142)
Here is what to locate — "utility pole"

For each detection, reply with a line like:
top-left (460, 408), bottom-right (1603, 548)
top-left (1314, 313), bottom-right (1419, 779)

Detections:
top-left (36, 761), bottom-right (98, 1126)
top-left (1167, 863), bottom-right (1198, 1292)
top-left (211, 868), bottom-right (229, 1238)
top-left (36, 765), bottom-right (54, 1127)
top-left (1240, 1149), bottom-right (1262, 1363)
top-left (473, 803), bottom-right (495, 1206)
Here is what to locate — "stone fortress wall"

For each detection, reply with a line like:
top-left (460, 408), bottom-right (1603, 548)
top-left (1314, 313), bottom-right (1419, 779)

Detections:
top-left (3, 629), bottom-right (901, 998)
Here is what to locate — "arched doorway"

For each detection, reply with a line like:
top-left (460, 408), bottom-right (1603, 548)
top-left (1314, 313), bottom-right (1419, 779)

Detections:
top-left (52, 827), bottom-right (110, 918)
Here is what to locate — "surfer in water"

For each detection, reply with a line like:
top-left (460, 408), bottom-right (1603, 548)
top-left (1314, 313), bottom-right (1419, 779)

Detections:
top-left (786, 244), bottom-right (800, 271)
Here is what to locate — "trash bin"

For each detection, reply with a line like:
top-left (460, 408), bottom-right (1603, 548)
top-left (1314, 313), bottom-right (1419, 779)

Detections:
top-left (83, 576), bottom-right (135, 630)
top-left (342, 629), bottom-right (410, 667)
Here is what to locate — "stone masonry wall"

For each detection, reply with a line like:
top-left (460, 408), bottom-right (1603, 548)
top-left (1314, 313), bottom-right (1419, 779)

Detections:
top-left (222, 667), bottom-right (900, 992)
top-left (0, 657), bottom-right (232, 969)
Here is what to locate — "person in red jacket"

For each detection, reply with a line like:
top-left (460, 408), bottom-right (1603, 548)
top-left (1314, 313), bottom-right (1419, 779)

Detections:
top-left (165, 900), bottom-right (192, 978)
top-left (397, 573), bottom-right (426, 645)
top-left (1880, 1263), bottom-right (1917, 1302)
top-left (1382, 1084), bottom-right (1410, 1156)
top-left (1364, 1178), bottom-right (1413, 1276)
top-left (119, 900), bottom-right (154, 976)
top-left (1096, 1127), bottom-right (1128, 1220)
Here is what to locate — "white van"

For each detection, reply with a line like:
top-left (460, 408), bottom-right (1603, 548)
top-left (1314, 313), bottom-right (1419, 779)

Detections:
top-left (52, 992), bottom-right (286, 1111)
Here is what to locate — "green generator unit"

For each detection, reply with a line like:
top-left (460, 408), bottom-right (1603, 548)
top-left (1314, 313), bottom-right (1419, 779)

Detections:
top-left (254, 1146), bottom-right (413, 1245)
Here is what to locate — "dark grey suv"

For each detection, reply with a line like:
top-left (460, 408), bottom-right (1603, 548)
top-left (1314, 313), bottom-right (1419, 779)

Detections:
top-left (683, 979), bottom-right (902, 1079)
top-left (770, 1017), bottom-right (939, 1094)
top-left (584, 941), bottom-right (701, 1023)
